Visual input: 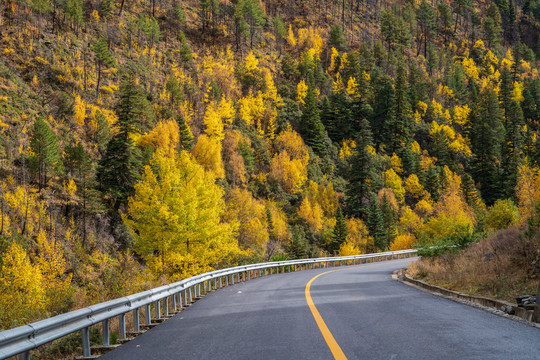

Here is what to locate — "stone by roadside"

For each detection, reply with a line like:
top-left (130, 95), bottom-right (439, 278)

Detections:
top-left (392, 269), bottom-right (540, 329)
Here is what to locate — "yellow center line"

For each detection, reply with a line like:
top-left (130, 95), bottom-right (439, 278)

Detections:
top-left (305, 262), bottom-right (389, 360)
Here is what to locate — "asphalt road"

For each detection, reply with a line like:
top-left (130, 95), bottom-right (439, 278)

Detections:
top-left (101, 258), bottom-right (540, 360)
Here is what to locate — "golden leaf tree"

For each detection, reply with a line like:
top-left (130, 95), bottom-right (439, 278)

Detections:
top-left (125, 150), bottom-right (243, 280)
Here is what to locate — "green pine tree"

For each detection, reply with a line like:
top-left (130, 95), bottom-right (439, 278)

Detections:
top-left (300, 84), bottom-right (327, 154)
top-left (329, 207), bottom-right (348, 254)
top-left (29, 117), bottom-right (62, 190)
top-left (367, 194), bottom-right (385, 250)
top-left (93, 36), bottom-right (114, 96)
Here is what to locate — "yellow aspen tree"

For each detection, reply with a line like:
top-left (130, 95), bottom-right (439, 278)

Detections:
top-left (35, 231), bottom-right (73, 314)
top-left (138, 120), bottom-right (180, 157)
top-left (389, 234), bottom-right (417, 251)
top-left (192, 134), bottom-right (225, 178)
top-left (266, 200), bottom-right (291, 243)
top-left (296, 80), bottom-right (308, 105)
top-left (384, 169), bottom-right (405, 204)
top-left (73, 95), bottom-right (87, 127)
top-left (516, 164), bottom-right (540, 222)
top-left (298, 197), bottom-right (324, 233)
top-left (126, 150), bottom-right (242, 280)
top-left (345, 218), bottom-right (374, 254)
top-left (270, 129), bottom-right (309, 193)
top-left (287, 24), bottom-right (297, 46)
top-left (224, 188), bottom-right (269, 256)
top-left (339, 139), bottom-right (356, 159)
top-left (203, 101), bottom-right (225, 141)
top-left (339, 242), bottom-right (360, 256)
top-left (0, 242), bottom-right (46, 328)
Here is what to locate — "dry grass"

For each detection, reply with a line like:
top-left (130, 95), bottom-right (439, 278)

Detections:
top-left (408, 227), bottom-right (540, 302)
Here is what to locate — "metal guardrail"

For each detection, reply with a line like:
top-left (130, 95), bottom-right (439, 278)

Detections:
top-left (0, 249), bottom-right (417, 360)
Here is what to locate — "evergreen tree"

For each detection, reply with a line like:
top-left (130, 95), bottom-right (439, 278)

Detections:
top-left (367, 194), bottom-right (385, 250)
top-left (330, 207), bottom-right (348, 254)
top-left (93, 36), bottom-right (114, 96)
top-left (346, 119), bottom-right (377, 218)
top-left (417, 0), bottom-right (437, 58)
top-left (461, 173), bottom-right (482, 209)
top-left (501, 100), bottom-right (524, 198)
top-left (178, 31), bottom-right (193, 64)
top-left (321, 91), bottom-right (353, 143)
top-left (329, 24), bottom-right (347, 52)
top-left (469, 88), bottom-right (505, 205)
top-left (299, 84), bottom-right (327, 154)
top-left (381, 195), bottom-right (397, 249)
top-left (370, 79), bottom-right (396, 147)
top-left (29, 117), bottom-right (62, 190)
top-left (424, 165), bottom-right (440, 201)
top-left (392, 62), bottom-right (413, 151)
top-left (287, 225), bottom-right (308, 259)
top-left (177, 115), bottom-right (194, 151)
top-left (483, 3), bottom-right (503, 47)
top-left (97, 78), bottom-right (151, 210)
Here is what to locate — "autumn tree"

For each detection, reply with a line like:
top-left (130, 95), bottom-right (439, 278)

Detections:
top-left (126, 150), bottom-right (242, 280)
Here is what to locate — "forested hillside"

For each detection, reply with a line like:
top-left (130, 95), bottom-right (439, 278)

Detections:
top-left (1, 0), bottom-right (540, 331)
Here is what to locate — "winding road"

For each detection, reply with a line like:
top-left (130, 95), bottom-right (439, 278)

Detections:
top-left (101, 258), bottom-right (540, 359)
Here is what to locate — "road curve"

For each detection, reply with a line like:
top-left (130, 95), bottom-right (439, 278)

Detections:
top-left (101, 258), bottom-right (540, 360)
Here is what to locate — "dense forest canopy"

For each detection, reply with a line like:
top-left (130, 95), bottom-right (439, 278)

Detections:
top-left (1, 0), bottom-right (540, 334)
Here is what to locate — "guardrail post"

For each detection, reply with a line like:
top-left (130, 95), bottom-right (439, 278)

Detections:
top-left (103, 319), bottom-right (110, 346)
top-left (133, 308), bottom-right (140, 332)
top-left (21, 351), bottom-right (30, 360)
top-left (214, 278), bottom-right (217, 289)
top-left (145, 304), bottom-right (152, 325)
top-left (242, 272), bottom-right (245, 281)
top-left (172, 293), bottom-right (177, 311)
top-left (82, 326), bottom-right (91, 357)
top-left (156, 300), bottom-right (161, 319)
top-left (119, 313), bottom-right (126, 340)
top-left (165, 297), bottom-right (170, 317)
top-left (189, 287), bottom-right (193, 303)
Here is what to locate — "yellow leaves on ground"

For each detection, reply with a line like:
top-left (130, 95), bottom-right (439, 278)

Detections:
top-left (126, 150), bottom-right (243, 280)
top-left (225, 188), bottom-right (269, 257)
top-left (270, 129), bottom-right (309, 193)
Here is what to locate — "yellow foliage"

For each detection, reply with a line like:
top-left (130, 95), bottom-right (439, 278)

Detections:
top-left (346, 77), bottom-right (360, 98)
top-left (297, 80), bottom-right (308, 105)
top-left (338, 241), bottom-right (361, 256)
top-left (405, 174), bottom-right (425, 199)
top-left (192, 134), bottom-right (225, 178)
top-left (411, 141), bottom-right (421, 154)
top-left (63, 178), bottom-right (77, 197)
top-left (453, 104), bottom-right (471, 126)
top-left (244, 50), bottom-right (259, 72)
top-left (305, 180), bottom-right (338, 217)
top-left (270, 130), bottom-right (309, 193)
top-left (126, 150), bottom-right (243, 280)
top-left (345, 218), bottom-right (374, 254)
top-left (225, 188), bottom-right (269, 256)
top-left (390, 153), bottom-right (403, 174)
top-left (422, 212), bottom-right (473, 242)
top-left (512, 81), bottom-right (525, 104)
top-left (516, 164), bottom-right (540, 222)
top-left (384, 169), bottom-right (405, 204)
top-left (389, 234), bottom-right (417, 251)
top-left (329, 47), bottom-right (339, 73)
top-left (239, 91), bottom-right (266, 128)
top-left (415, 199), bottom-right (434, 218)
top-left (138, 121), bottom-right (180, 157)
top-left (378, 188), bottom-right (399, 212)
top-left (339, 139), bottom-right (356, 159)
top-left (73, 95), bottom-right (86, 127)
top-left (399, 207), bottom-right (424, 236)
top-left (298, 197), bottom-right (324, 233)
top-left (0, 242), bottom-right (46, 328)
top-left (203, 101), bottom-right (225, 140)
top-left (266, 200), bottom-right (292, 243)
top-left (462, 57), bottom-right (480, 80)
top-left (287, 24), bottom-right (297, 46)
top-left (333, 73), bottom-right (345, 92)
